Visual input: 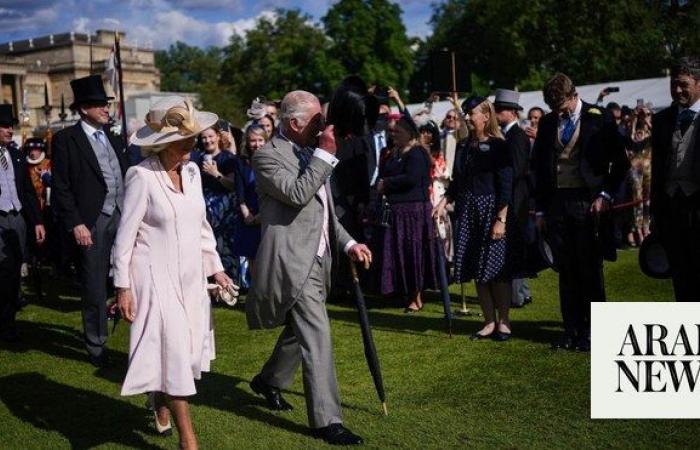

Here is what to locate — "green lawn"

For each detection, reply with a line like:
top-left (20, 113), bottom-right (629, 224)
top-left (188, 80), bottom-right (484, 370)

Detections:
top-left (0, 250), bottom-right (694, 449)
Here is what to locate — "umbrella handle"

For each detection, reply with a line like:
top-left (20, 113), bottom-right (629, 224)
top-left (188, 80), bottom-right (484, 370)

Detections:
top-left (350, 260), bottom-right (360, 283)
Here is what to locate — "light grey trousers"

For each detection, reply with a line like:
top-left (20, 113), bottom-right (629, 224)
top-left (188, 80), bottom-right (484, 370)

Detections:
top-left (259, 254), bottom-right (342, 428)
top-left (511, 278), bottom-right (531, 306)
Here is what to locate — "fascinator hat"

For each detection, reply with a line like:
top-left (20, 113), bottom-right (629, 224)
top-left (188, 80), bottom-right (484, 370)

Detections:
top-left (131, 96), bottom-right (218, 147)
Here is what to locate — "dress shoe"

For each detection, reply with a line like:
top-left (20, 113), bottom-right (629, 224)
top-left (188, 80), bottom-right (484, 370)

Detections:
top-left (469, 331), bottom-right (493, 341)
top-left (511, 302), bottom-right (524, 309)
top-left (551, 335), bottom-right (576, 351)
top-left (523, 296), bottom-right (533, 305)
top-left (575, 337), bottom-right (591, 352)
top-left (88, 353), bottom-right (110, 368)
top-left (313, 423), bottom-right (363, 446)
top-left (250, 375), bottom-right (293, 411)
top-left (493, 331), bottom-right (511, 342)
top-left (153, 410), bottom-right (173, 436)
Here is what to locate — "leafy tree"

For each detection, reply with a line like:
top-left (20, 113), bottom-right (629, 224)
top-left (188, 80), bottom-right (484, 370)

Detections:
top-left (155, 42), bottom-right (222, 93)
top-left (323, 0), bottom-right (414, 94)
top-left (220, 9), bottom-right (345, 106)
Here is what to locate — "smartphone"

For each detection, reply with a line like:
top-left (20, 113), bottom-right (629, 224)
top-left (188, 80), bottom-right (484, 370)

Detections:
top-left (218, 120), bottom-right (230, 132)
top-left (606, 86), bottom-right (620, 93)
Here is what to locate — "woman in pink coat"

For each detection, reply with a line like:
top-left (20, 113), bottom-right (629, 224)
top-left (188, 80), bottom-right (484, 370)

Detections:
top-left (114, 97), bottom-right (236, 450)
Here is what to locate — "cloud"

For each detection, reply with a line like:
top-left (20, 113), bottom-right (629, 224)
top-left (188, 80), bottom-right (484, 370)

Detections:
top-left (0, 2), bottom-right (61, 33)
top-left (126, 9), bottom-right (276, 48)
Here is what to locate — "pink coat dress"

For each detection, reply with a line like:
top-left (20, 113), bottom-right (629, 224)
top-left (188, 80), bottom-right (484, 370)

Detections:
top-left (113, 157), bottom-right (224, 397)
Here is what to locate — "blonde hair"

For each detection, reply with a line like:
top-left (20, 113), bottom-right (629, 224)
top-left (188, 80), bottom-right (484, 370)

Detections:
top-left (474, 100), bottom-right (504, 140)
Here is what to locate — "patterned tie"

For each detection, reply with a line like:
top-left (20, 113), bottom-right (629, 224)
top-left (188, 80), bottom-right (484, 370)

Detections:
top-left (560, 117), bottom-right (576, 146)
top-left (94, 130), bottom-right (108, 150)
top-left (295, 146), bottom-right (314, 173)
top-left (678, 108), bottom-right (696, 136)
top-left (0, 147), bottom-right (8, 171)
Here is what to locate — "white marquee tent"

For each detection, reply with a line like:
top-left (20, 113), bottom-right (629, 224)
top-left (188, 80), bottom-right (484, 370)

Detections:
top-left (405, 77), bottom-right (672, 123)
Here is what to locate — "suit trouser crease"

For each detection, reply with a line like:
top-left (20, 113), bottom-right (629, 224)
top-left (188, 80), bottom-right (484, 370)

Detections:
top-left (80, 211), bottom-right (120, 357)
top-left (0, 213), bottom-right (26, 329)
top-left (664, 194), bottom-right (700, 301)
top-left (259, 254), bottom-right (342, 428)
top-left (548, 192), bottom-right (605, 337)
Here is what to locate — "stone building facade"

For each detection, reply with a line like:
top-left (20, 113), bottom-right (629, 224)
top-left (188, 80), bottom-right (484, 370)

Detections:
top-left (0, 30), bottom-right (160, 132)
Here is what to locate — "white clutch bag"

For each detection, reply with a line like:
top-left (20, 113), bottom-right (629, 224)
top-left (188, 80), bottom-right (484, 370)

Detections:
top-left (207, 283), bottom-right (240, 307)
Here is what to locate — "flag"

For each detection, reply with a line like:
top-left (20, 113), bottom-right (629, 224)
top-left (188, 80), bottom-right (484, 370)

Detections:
top-left (104, 44), bottom-right (118, 96)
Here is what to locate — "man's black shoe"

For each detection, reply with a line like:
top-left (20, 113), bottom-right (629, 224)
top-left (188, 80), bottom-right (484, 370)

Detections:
top-left (313, 423), bottom-right (363, 446)
top-left (523, 296), bottom-right (533, 305)
top-left (250, 375), bottom-right (293, 411)
top-left (89, 353), bottom-right (110, 368)
top-left (551, 335), bottom-right (576, 351)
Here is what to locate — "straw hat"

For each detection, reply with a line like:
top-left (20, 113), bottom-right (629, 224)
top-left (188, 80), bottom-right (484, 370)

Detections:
top-left (131, 96), bottom-right (218, 147)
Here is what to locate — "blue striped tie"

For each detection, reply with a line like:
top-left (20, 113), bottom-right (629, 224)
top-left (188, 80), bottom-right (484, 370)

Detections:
top-left (560, 117), bottom-right (576, 146)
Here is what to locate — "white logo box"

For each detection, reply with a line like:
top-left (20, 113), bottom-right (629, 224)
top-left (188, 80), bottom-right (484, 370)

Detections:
top-left (591, 302), bottom-right (700, 418)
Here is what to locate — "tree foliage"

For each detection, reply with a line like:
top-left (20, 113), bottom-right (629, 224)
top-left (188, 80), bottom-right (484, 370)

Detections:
top-left (322, 0), bottom-right (414, 93)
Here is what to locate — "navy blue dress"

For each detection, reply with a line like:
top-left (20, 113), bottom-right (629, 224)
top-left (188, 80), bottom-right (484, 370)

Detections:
top-left (190, 150), bottom-right (238, 277)
top-left (234, 157), bottom-right (261, 258)
top-left (447, 137), bottom-right (517, 284)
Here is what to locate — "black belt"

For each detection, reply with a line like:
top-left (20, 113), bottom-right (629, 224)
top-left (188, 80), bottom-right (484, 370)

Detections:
top-left (0, 209), bottom-right (19, 217)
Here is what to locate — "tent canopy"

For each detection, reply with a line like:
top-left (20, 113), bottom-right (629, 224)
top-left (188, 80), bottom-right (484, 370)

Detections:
top-left (406, 77), bottom-right (672, 123)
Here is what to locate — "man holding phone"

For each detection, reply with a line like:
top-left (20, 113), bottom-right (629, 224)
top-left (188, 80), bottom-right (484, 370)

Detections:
top-left (247, 90), bottom-right (371, 445)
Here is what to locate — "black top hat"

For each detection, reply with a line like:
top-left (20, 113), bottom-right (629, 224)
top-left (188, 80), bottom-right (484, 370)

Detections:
top-left (538, 232), bottom-right (559, 273)
top-left (638, 233), bottom-right (671, 279)
top-left (327, 75), bottom-right (380, 138)
top-left (69, 75), bottom-right (113, 110)
top-left (0, 104), bottom-right (18, 126)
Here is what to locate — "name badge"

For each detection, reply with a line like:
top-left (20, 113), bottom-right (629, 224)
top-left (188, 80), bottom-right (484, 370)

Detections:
top-left (478, 143), bottom-right (490, 152)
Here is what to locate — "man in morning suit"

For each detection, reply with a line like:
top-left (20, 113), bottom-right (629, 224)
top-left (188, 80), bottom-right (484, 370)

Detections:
top-left (650, 57), bottom-right (700, 301)
top-left (52, 75), bottom-right (127, 367)
top-left (0, 104), bottom-right (44, 342)
top-left (247, 90), bottom-right (371, 446)
top-left (494, 89), bottom-right (533, 308)
top-left (533, 73), bottom-right (629, 352)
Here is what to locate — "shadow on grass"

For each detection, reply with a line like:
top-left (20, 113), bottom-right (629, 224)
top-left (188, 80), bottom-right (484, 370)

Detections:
top-left (192, 372), bottom-right (312, 438)
top-left (328, 308), bottom-right (564, 344)
top-left (22, 275), bottom-right (83, 313)
top-left (1, 321), bottom-right (128, 384)
top-left (0, 372), bottom-right (161, 450)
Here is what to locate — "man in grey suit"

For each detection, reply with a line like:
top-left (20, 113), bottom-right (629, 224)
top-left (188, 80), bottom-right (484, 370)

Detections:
top-left (247, 90), bottom-right (371, 446)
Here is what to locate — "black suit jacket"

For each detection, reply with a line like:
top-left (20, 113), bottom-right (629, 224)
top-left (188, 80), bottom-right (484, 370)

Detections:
top-left (532, 101), bottom-right (630, 213)
top-left (52, 122), bottom-right (127, 231)
top-left (650, 105), bottom-right (700, 221)
top-left (0, 146), bottom-right (41, 227)
top-left (505, 123), bottom-right (531, 215)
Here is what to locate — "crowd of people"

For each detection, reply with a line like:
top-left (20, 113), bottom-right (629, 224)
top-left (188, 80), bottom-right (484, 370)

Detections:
top-left (0, 55), bottom-right (699, 447)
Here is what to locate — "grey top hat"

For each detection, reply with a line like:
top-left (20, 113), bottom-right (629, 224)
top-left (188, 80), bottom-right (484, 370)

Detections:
top-left (493, 89), bottom-right (523, 111)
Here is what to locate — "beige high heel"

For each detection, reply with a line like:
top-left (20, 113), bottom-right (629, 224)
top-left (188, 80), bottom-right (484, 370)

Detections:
top-left (153, 410), bottom-right (173, 436)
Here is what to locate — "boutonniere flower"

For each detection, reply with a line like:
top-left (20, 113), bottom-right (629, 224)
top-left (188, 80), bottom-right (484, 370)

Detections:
top-left (187, 165), bottom-right (196, 182)
top-left (588, 108), bottom-right (602, 115)
top-left (110, 123), bottom-right (122, 136)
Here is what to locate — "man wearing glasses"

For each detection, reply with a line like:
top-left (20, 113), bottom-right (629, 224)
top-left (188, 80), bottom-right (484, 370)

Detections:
top-left (532, 73), bottom-right (629, 352)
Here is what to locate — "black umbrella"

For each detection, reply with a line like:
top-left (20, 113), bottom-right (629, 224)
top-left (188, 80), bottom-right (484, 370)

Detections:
top-left (349, 260), bottom-right (388, 416)
top-left (434, 235), bottom-right (453, 337)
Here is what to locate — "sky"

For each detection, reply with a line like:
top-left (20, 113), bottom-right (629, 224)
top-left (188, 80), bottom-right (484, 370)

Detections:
top-left (0, 0), bottom-right (435, 49)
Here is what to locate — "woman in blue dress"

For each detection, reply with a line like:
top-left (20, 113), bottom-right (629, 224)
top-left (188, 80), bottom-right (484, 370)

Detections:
top-left (191, 124), bottom-right (239, 278)
top-left (234, 125), bottom-right (268, 281)
top-left (434, 96), bottom-right (517, 341)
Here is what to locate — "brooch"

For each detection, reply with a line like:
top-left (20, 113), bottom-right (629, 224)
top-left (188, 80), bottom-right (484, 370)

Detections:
top-left (187, 165), bottom-right (196, 182)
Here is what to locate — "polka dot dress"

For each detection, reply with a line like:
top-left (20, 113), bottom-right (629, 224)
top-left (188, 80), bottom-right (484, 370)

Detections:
top-left (453, 189), bottom-right (508, 284)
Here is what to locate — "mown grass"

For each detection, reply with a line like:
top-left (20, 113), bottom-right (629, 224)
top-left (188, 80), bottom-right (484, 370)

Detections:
top-left (0, 250), bottom-right (694, 449)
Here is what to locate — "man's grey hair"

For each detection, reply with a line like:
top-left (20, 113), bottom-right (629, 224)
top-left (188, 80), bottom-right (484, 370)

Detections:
top-left (279, 90), bottom-right (318, 125)
top-left (671, 56), bottom-right (700, 81)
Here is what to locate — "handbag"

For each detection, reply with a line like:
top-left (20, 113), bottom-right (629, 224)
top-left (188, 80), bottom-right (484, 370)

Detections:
top-left (207, 283), bottom-right (240, 307)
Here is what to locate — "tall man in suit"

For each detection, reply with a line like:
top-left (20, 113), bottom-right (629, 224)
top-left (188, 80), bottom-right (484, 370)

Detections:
top-left (52, 75), bottom-right (127, 366)
top-left (247, 90), bottom-right (371, 446)
top-left (650, 57), bottom-right (700, 301)
top-left (0, 105), bottom-right (44, 342)
top-left (533, 73), bottom-right (629, 352)
top-left (494, 89), bottom-right (533, 307)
